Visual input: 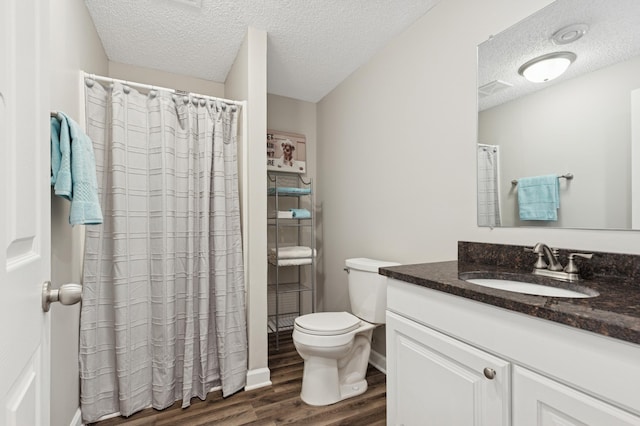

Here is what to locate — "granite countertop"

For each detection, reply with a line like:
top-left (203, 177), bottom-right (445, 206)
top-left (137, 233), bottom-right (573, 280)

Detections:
top-left (380, 260), bottom-right (640, 345)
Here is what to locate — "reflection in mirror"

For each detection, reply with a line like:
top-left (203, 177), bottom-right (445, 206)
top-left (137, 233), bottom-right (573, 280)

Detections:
top-left (477, 0), bottom-right (640, 230)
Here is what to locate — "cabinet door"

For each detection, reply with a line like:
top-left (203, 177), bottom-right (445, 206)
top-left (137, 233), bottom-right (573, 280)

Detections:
top-left (386, 311), bottom-right (510, 426)
top-left (513, 365), bottom-right (640, 426)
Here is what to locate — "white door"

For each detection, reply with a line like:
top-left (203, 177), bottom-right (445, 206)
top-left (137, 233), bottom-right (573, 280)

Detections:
top-left (386, 311), bottom-right (511, 426)
top-left (0, 0), bottom-right (51, 425)
top-left (513, 366), bottom-right (640, 426)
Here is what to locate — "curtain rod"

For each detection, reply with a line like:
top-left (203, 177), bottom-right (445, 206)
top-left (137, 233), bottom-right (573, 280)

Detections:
top-left (83, 72), bottom-right (245, 106)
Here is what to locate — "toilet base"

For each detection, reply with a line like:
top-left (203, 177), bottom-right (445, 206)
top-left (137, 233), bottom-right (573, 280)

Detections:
top-left (296, 327), bottom-right (375, 406)
top-left (300, 355), bottom-right (344, 406)
top-left (300, 361), bottom-right (369, 406)
top-left (292, 258), bottom-right (395, 406)
top-left (339, 378), bottom-right (368, 401)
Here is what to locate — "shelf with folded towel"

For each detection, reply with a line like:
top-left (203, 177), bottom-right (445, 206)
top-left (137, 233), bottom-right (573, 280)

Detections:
top-left (268, 246), bottom-right (316, 266)
top-left (512, 173), bottom-right (573, 186)
top-left (267, 172), bottom-right (315, 350)
top-left (267, 187), bottom-right (312, 196)
top-left (268, 257), bottom-right (314, 266)
top-left (268, 209), bottom-right (312, 221)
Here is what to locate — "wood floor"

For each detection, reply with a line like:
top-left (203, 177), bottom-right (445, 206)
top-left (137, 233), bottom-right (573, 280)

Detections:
top-left (92, 332), bottom-right (387, 425)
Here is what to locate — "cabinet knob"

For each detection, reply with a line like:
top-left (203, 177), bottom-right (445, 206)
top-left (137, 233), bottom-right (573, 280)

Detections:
top-left (483, 367), bottom-right (496, 380)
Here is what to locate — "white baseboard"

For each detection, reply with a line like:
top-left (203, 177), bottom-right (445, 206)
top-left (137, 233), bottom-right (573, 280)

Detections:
top-left (244, 367), bottom-right (272, 391)
top-left (70, 408), bottom-right (83, 426)
top-left (369, 349), bottom-right (387, 374)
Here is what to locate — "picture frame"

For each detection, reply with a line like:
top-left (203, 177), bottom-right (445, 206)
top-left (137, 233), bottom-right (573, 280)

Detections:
top-left (267, 130), bottom-right (306, 174)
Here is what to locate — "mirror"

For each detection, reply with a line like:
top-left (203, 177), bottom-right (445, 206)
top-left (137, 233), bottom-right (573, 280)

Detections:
top-left (477, 0), bottom-right (640, 230)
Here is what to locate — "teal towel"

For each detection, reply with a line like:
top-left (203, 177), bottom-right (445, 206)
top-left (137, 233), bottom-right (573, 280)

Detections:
top-left (50, 112), bottom-right (103, 225)
top-left (50, 117), bottom-right (71, 198)
top-left (289, 208), bottom-right (311, 219)
top-left (517, 175), bottom-right (559, 221)
top-left (268, 187), bottom-right (311, 196)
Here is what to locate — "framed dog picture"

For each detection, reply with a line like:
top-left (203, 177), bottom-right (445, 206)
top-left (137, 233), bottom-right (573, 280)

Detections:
top-left (267, 130), bottom-right (307, 174)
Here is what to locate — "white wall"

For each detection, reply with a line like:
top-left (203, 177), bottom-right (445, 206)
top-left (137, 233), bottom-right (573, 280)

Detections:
top-left (49, 1), bottom-right (108, 425)
top-left (316, 0), bottom-right (640, 356)
top-left (267, 95), bottom-right (317, 181)
top-left (480, 56), bottom-right (640, 229)
top-left (108, 61), bottom-right (226, 97)
top-left (225, 27), bottom-right (270, 390)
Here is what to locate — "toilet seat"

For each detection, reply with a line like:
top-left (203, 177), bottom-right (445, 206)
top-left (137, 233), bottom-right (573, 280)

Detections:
top-left (294, 312), bottom-right (361, 336)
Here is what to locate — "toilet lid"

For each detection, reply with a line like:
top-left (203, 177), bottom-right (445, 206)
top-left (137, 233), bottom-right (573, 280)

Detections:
top-left (294, 312), bottom-right (361, 336)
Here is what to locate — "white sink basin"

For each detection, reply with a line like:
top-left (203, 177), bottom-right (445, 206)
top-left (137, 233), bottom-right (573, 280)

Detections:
top-left (465, 278), bottom-right (596, 298)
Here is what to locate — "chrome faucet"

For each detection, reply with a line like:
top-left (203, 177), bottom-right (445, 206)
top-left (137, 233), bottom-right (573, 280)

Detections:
top-left (527, 242), bottom-right (593, 282)
top-left (533, 242), bottom-right (564, 271)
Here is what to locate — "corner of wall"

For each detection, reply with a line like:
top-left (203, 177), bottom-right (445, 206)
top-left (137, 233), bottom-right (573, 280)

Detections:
top-left (49, 1), bottom-right (108, 426)
top-left (225, 27), bottom-right (270, 380)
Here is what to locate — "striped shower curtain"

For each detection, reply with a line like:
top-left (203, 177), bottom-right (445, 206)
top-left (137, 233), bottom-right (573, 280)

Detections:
top-left (477, 144), bottom-right (502, 227)
top-left (79, 81), bottom-right (247, 422)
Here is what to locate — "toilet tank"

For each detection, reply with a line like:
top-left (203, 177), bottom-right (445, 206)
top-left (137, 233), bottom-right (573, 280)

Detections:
top-left (345, 258), bottom-right (400, 324)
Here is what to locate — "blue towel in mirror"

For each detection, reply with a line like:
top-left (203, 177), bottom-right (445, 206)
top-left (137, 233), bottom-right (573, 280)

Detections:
top-left (517, 175), bottom-right (559, 221)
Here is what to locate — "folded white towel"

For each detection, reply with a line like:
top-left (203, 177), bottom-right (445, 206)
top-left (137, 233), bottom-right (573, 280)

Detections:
top-left (277, 211), bottom-right (294, 219)
top-left (268, 246), bottom-right (314, 259)
top-left (269, 258), bottom-right (313, 266)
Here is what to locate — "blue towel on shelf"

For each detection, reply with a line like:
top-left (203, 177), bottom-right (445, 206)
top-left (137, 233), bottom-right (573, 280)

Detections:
top-left (517, 174), bottom-right (559, 221)
top-left (50, 112), bottom-right (103, 225)
top-left (268, 187), bottom-right (311, 196)
top-left (290, 208), bottom-right (311, 219)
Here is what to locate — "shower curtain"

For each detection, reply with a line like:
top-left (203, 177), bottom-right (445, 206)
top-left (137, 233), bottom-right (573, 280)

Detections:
top-left (477, 144), bottom-right (502, 227)
top-left (79, 81), bottom-right (247, 422)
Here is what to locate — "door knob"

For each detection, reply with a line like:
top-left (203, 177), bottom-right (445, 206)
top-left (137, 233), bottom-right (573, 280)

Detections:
top-left (42, 281), bottom-right (82, 312)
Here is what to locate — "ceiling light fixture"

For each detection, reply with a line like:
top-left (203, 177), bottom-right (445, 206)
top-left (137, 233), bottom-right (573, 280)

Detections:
top-left (518, 52), bottom-right (577, 83)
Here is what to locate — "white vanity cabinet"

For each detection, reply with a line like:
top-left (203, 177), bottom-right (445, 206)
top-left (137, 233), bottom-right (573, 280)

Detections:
top-left (386, 277), bottom-right (640, 426)
top-left (513, 366), bottom-right (640, 426)
top-left (387, 311), bottom-right (510, 426)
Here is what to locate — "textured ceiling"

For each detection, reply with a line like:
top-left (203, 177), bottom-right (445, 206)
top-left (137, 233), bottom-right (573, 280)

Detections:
top-left (84, 0), bottom-right (439, 102)
top-left (478, 0), bottom-right (640, 111)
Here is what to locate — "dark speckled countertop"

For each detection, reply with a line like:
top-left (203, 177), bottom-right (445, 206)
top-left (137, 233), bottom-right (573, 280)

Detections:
top-left (379, 242), bottom-right (640, 346)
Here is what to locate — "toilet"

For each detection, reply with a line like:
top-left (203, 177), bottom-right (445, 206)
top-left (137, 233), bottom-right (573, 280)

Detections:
top-left (292, 257), bottom-right (400, 406)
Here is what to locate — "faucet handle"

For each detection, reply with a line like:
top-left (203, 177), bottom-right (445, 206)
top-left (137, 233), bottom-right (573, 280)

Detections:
top-left (570, 252), bottom-right (594, 259)
top-left (564, 252), bottom-right (594, 274)
top-left (525, 247), bottom-right (548, 269)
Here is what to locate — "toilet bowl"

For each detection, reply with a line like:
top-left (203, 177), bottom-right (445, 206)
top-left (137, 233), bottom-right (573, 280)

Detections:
top-left (292, 258), bottom-right (399, 406)
top-left (293, 311), bottom-right (376, 405)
